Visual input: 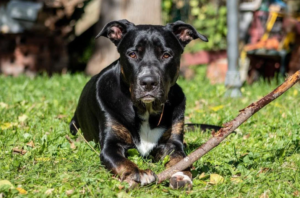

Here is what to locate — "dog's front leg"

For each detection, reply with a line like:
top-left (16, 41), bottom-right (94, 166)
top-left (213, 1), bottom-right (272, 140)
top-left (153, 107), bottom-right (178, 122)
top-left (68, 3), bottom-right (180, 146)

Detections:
top-left (100, 130), bottom-right (156, 186)
top-left (165, 147), bottom-right (193, 190)
top-left (155, 120), bottom-right (193, 189)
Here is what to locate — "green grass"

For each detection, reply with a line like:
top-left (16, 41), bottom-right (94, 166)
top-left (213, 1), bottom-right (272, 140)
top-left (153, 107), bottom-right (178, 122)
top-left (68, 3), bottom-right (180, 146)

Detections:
top-left (0, 68), bottom-right (300, 197)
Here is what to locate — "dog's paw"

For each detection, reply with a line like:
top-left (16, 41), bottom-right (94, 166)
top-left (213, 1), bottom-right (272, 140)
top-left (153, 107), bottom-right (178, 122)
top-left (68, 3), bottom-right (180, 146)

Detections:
top-left (169, 172), bottom-right (193, 190)
top-left (123, 169), bottom-right (157, 186)
top-left (136, 169), bottom-right (157, 186)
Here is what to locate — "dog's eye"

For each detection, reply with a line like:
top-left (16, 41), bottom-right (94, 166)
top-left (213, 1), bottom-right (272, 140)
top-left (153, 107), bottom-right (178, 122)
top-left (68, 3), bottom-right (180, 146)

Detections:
top-left (128, 52), bottom-right (137, 59)
top-left (162, 53), bottom-right (171, 59)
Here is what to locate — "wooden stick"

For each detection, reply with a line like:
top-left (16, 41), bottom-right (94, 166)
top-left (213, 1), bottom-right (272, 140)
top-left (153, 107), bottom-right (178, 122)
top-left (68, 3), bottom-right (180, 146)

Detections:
top-left (72, 122), bottom-right (100, 155)
top-left (157, 70), bottom-right (300, 183)
top-left (65, 135), bottom-right (74, 144)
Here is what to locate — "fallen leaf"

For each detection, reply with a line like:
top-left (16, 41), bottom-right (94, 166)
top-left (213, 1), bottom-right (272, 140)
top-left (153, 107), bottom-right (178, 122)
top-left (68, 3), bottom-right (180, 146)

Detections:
top-left (209, 174), bottom-right (224, 184)
top-left (18, 114), bottom-right (28, 123)
top-left (118, 185), bottom-right (124, 190)
top-left (66, 189), bottom-right (74, 196)
top-left (12, 148), bottom-right (27, 155)
top-left (293, 191), bottom-right (299, 196)
top-left (0, 180), bottom-right (15, 189)
top-left (35, 157), bottom-right (51, 162)
top-left (210, 105), bottom-right (224, 112)
top-left (243, 134), bottom-right (250, 140)
top-left (45, 188), bottom-right (54, 195)
top-left (0, 102), bottom-right (8, 109)
top-left (26, 141), bottom-right (35, 148)
top-left (0, 122), bottom-right (17, 130)
top-left (16, 187), bottom-right (27, 194)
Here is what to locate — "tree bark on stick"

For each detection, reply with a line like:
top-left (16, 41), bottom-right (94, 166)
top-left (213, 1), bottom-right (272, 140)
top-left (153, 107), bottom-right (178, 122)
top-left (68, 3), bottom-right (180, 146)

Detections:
top-left (157, 70), bottom-right (300, 183)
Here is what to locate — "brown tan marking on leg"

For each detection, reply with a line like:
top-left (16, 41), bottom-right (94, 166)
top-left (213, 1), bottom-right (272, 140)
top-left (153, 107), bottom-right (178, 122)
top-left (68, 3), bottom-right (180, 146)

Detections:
top-left (158, 119), bottom-right (184, 144)
top-left (112, 160), bottom-right (157, 186)
top-left (107, 121), bottom-right (133, 144)
top-left (171, 119), bottom-right (184, 135)
top-left (112, 160), bottom-right (139, 179)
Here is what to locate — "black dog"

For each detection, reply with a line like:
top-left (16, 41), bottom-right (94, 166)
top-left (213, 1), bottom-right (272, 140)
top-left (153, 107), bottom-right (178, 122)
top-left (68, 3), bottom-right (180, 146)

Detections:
top-left (70, 19), bottom-right (208, 189)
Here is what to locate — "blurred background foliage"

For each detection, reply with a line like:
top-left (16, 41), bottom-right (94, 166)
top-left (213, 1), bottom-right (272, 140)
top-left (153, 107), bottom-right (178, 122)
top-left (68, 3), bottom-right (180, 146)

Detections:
top-left (79, 0), bottom-right (228, 66)
top-left (162, 0), bottom-right (227, 52)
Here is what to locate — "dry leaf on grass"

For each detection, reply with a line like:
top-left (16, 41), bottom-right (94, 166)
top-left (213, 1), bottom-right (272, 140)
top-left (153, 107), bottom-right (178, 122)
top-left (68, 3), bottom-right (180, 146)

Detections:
top-left (16, 187), bottom-right (27, 194)
top-left (18, 114), bottom-right (28, 123)
top-left (0, 180), bottom-right (14, 189)
top-left (293, 191), bottom-right (300, 196)
top-left (0, 122), bottom-right (17, 130)
top-left (0, 102), bottom-right (8, 108)
top-left (26, 141), bottom-right (35, 148)
top-left (210, 105), bottom-right (224, 112)
top-left (66, 189), bottom-right (74, 196)
top-left (209, 174), bottom-right (224, 184)
top-left (243, 134), bottom-right (250, 140)
top-left (45, 188), bottom-right (54, 195)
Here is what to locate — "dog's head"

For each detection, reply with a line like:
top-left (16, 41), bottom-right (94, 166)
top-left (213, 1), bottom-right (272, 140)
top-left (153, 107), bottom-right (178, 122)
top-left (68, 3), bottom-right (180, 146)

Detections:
top-left (96, 19), bottom-right (208, 113)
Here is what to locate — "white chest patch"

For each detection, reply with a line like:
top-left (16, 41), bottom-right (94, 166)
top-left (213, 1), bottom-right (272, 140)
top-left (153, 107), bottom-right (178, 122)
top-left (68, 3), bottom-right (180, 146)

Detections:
top-left (136, 113), bottom-right (165, 156)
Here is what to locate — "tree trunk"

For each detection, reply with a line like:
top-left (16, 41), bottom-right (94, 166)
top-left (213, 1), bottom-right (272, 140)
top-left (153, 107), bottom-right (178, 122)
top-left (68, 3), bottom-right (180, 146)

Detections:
top-left (85, 0), bottom-right (162, 75)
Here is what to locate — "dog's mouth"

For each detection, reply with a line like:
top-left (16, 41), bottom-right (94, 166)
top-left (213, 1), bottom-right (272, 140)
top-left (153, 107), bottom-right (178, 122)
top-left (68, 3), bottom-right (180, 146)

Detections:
top-left (140, 95), bottom-right (155, 104)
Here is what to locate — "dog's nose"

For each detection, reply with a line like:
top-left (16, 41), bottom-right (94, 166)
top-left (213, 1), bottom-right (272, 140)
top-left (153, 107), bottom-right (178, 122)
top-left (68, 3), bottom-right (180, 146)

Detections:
top-left (139, 75), bottom-right (158, 91)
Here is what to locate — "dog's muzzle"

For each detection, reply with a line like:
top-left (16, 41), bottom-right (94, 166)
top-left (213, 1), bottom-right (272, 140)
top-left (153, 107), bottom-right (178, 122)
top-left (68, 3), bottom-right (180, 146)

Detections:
top-left (138, 75), bottom-right (159, 103)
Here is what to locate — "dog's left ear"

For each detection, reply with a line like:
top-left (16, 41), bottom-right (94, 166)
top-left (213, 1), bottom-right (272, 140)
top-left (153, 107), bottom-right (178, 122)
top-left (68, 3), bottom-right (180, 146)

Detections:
top-left (167, 21), bottom-right (208, 48)
top-left (95, 19), bottom-right (135, 46)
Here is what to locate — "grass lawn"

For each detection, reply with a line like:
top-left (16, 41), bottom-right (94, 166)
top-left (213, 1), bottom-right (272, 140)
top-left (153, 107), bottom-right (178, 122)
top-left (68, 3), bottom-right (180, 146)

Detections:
top-left (0, 67), bottom-right (300, 197)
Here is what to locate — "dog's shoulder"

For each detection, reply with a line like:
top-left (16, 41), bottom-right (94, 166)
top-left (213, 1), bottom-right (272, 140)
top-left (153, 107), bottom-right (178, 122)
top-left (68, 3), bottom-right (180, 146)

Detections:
top-left (78, 60), bottom-right (120, 100)
top-left (95, 60), bottom-right (120, 87)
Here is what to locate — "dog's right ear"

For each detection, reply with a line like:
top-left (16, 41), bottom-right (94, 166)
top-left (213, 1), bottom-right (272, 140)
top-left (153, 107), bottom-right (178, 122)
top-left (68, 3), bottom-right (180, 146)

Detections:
top-left (95, 19), bottom-right (135, 46)
top-left (166, 21), bottom-right (208, 49)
